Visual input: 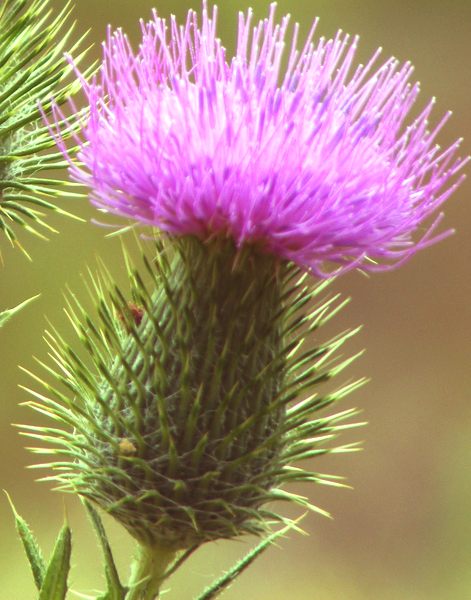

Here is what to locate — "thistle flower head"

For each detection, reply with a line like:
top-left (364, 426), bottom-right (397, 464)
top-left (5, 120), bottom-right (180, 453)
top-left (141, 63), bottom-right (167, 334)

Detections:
top-left (52, 2), bottom-right (466, 275)
top-left (25, 0), bottom-right (465, 567)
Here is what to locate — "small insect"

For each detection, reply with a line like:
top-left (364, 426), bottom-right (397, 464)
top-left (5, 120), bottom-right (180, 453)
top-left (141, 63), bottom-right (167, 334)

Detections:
top-left (118, 301), bottom-right (144, 331)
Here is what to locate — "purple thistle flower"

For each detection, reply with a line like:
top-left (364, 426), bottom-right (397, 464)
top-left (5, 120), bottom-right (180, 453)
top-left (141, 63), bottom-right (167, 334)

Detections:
top-left (52, 2), bottom-right (467, 276)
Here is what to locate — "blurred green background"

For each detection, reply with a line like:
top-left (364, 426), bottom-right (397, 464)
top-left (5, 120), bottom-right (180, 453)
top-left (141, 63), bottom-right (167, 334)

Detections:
top-left (1, 0), bottom-right (471, 598)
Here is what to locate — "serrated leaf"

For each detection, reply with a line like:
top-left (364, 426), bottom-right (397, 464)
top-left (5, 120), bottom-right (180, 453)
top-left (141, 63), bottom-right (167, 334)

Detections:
top-left (6, 492), bottom-right (46, 590)
top-left (38, 523), bottom-right (71, 600)
top-left (194, 518), bottom-right (303, 600)
top-left (0, 294), bottom-right (39, 328)
top-left (83, 500), bottom-right (127, 599)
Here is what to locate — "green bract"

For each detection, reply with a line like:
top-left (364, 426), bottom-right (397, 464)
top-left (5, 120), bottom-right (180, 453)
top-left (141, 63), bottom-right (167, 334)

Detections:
top-left (22, 237), bottom-right (365, 552)
top-left (0, 0), bottom-right (89, 253)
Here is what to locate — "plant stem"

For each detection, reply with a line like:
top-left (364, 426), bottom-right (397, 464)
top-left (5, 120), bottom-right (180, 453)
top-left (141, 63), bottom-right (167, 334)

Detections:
top-left (127, 544), bottom-right (177, 600)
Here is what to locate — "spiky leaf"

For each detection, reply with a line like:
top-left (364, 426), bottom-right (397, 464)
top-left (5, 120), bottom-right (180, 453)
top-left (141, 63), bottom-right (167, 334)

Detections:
top-left (38, 523), bottom-right (72, 600)
top-left (195, 519), bottom-right (302, 600)
top-left (83, 500), bottom-right (127, 599)
top-left (6, 493), bottom-right (46, 590)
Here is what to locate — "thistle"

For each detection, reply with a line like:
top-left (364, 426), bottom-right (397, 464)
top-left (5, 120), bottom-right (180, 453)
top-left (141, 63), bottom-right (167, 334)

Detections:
top-left (0, 0), bottom-right (89, 253)
top-left (21, 3), bottom-right (466, 599)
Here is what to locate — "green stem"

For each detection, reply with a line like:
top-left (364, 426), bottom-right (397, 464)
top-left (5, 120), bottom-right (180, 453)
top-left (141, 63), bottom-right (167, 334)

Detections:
top-left (127, 544), bottom-right (177, 600)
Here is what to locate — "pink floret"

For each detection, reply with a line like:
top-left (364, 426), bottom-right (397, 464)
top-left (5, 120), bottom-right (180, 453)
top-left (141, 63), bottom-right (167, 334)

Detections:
top-left (50, 2), bottom-right (467, 276)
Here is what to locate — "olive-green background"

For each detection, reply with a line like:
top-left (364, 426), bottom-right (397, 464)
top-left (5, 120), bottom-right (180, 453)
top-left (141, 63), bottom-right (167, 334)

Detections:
top-left (1, 1), bottom-right (470, 598)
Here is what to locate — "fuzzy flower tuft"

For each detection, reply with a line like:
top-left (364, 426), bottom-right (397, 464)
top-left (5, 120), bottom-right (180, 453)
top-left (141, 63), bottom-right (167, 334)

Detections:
top-left (52, 3), bottom-right (466, 276)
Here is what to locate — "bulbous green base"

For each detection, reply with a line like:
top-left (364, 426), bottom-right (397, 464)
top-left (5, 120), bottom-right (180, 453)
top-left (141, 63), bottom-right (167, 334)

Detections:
top-left (85, 237), bottom-right (287, 548)
top-left (24, 234), bottom-right (363, 551)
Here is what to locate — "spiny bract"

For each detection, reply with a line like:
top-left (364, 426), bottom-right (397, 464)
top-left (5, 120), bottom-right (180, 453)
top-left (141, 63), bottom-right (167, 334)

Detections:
top-left (22, 236), bottom-right (365, 550)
